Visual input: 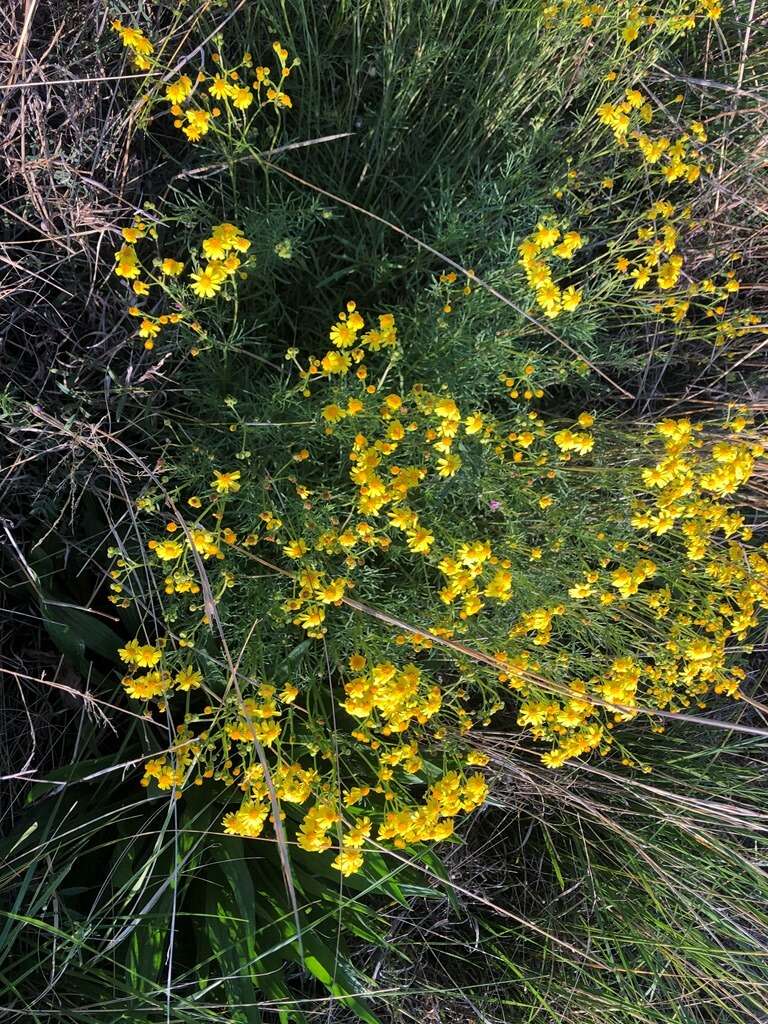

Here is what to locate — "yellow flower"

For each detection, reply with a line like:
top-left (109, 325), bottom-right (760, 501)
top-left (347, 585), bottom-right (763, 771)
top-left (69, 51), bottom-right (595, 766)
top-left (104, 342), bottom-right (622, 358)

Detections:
top-left (114, 244), bottom-right (140, 279)
top-left (484, 569), bottom-right (512, 601)
top-left (182, 109), bottom-right (211, 141)
top-left (190, 269), bottom-right (220, 298)
top-left (122, 671), bottom-right (168, 700)
top-left (322, 403), bottom-right (346, 423)
top-left (154, 539), bottom-right (183, 561)
top-left (232, 86), bottom-right (254, 110)
top-left (134, 644), bottom-right (162, 668)
top-left (331, 848), bottom-right (364, 876)
top-left (294, 605), bottom-right (326, 632)
top-left (112, 20), bottom-right (153, 57)
top-left (330, 321), bottom-right (358, 348)
top-left (406, 527), bottom-right (434, 554)
top-left (631, 266), bottom-right (651, 290)
top-left (437, 453), bottom-right (462, 477)
top-left (206, 260), bottom-right (227, 284)
top-left (175, 666), bottom-right (203, 691)
top-left (561, 285), bottom-right (582, 312)
top-left (209, 76), bottom-right (234, 100)
top-left (552, 231), bottom-right (583, 260)
top-left (165, 76), bottom-right (192, 104)
top-left (138, 318), bottom-right (160, 340)
top-left (280, 683), bottom-right (299, 703)
top-left (211, 470), bottom-right (241, 494)
top-left (533, 224), bottom-right (560, 249)
top-left (318, 577), bottom-right (348, 603)
top-left (161, 258), bottom-right (184, 276)
top-left (434, 397), bottom-right (460, 420)
top-left (283, 539), bottom-right (308, 559)
top-left (118, 639), bottom-right (142, 665)
top-left (222, 801), bottom-right (269, 838)
top-left (321, 350), bottom-right (350, 375)
top-left (536, 280), bottom-right (562, 317)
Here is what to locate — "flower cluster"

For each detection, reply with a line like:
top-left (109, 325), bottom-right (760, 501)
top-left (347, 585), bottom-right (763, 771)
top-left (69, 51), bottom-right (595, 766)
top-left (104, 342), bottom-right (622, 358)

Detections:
top-left (163, 42), bottom-right (298, 142)
top-left (190, 223), bottom-right (251, 298)
top-left (113, 287), bottom-right (767, 873)
top-left (113, 218), bottom-right (251, 349)
top-left (118, 639), bottom-right (202, 706)
top-left (435, 269), bottom-right (474, 317)
top-left (611, 201), bottom-right (743, 324)
top-left (517, 221), bottom-right (584, 319)
top-left (112, 20), bottom-right (153, 70)
top-left (511, 415), bottom-right (766, 768)
top-left (112, 22), bottom-right (297, 142)
top-left (541, 2), bottom-right (720, 41)
top-left (597, 86), bottom-right (709, 183)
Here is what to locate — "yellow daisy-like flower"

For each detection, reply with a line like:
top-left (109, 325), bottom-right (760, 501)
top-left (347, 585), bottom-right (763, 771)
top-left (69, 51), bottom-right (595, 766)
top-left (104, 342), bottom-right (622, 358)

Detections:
top-left (437, 453), bottom-right (462, 478)
top-left (329, 322), bottom-right (358, 348)
top-left (122, 671), bottom-right (168, 700)
top-left (283, 538), bottom-right (308, 559)
top-left (561, 285), bottom-right (582, 312)
top-left (279, 683), bottom-right (299, 704)
top-left (203, 232), bottom-right (230, 259)
top-left (189, 269), bottom-right (220, 299)
top-left (321, 350), bottom-right (351, 375)
top-left (134, 644), bottom-right (162, 668)
top-left (114, 244), bottom-right (140, 279)
top-left (332, 847), bottom-right (365, 877)
top-left (138, 319), bottom-right (160, 339)
top-left (153, 539), bottom-right (183, 561)
top-left (406, 527), bottom-right (435, 554)
top-left (232, 86), bottom-right (254, 110)
top-left (165, 75), bottom-right (193, 104)
top-left (175, 666), bottom-right (203, 691)
top-left (112, 20), bottom-right (153, 57)
top-left (208, 76), bottom-right (233, 100)
top-left (211, 469), bottom-right (241, 494)
top-left (322, 403), bottom-right (346, 423)
top-left (161, 258), bottom-right (184, 276)
top-left (118, 639), bottom-right (142, 665)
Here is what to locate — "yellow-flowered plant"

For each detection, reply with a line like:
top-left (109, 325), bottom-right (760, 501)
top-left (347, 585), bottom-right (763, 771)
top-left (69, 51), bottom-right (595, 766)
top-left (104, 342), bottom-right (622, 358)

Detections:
top-left (112, 20), bottom-right (154, 70)
top-left (113, 218), bottom-right (252, 349)
top-left (111, 291), bottom-right (767, 872)
top-left (541, 1), bottom-right (721, 40)
top-left (517, 221), bottom-right (584, 318)
top-left (112, 20), bottom-right (298, 142)
top-left (107, 12), bottom-right (767, 881)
